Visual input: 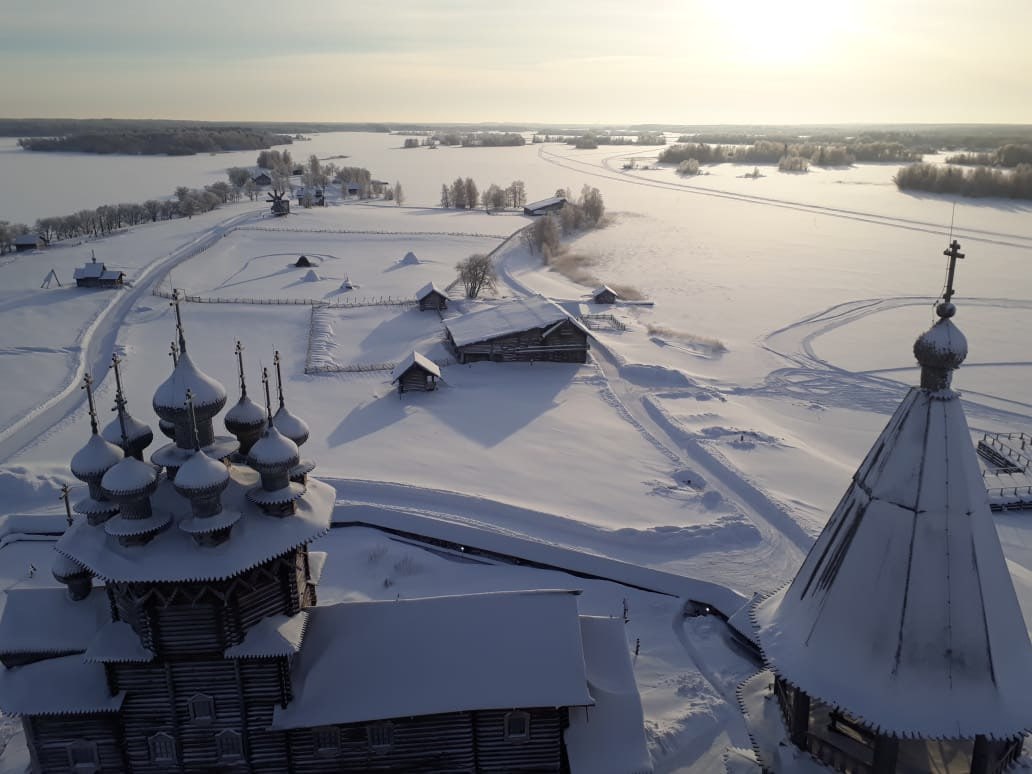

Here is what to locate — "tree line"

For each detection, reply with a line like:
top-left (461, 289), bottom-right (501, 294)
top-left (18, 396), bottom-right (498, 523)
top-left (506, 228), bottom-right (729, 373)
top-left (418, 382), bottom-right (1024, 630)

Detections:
top-left (663, 140), bottom-right (919, 175)
top-left (429, 132), bottom-right (525, 147)
top-left (439, 179), bottom-right (527, 212)
top-left (945, 144), bottom-right (1032, 168)
top-left (893, 163), bottom-right (1032, 199)
top-left (18, 128), bottom-right (292, 156)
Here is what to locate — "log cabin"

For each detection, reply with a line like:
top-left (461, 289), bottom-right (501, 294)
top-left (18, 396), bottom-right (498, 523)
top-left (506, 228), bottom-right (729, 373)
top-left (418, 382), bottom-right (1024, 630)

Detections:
top-left (415, 282), bottom-right (448, 311)
top-left (446, 296), bottom-right (591, 364)
top-left (390, 351), bottom-right (441, 393)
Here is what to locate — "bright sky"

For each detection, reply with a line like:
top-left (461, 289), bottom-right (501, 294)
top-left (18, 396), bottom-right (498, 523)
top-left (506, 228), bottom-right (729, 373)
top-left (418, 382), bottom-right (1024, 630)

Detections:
top-left (2, 0), bottom-right (1030, 124)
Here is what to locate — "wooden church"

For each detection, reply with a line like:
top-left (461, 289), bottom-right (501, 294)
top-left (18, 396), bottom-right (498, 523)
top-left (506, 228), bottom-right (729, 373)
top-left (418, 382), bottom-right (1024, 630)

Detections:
top-left (0, 292), bottom-right (649, 773)
top-left (738, 242), bottom-right (1032, 774)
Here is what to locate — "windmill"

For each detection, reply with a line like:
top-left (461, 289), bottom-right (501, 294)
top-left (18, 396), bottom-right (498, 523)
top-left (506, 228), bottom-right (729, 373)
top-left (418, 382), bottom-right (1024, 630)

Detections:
top-left (266, 188), bottom-right (291, 217)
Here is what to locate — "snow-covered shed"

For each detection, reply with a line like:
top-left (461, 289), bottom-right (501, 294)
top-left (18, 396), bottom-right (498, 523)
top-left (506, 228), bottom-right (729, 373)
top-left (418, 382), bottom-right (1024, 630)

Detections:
top-left (73, 258), bottom-right (124, 288)
top-left (251, 170), bottom-right (272, 186)
top-left (415, 281), bottom-right (447, 311)
top-left (742, 243), bottom-right (1032, 774)
top-left (592, 285), bottom-right (620, 304)
top-left (390, 351), bottom-right (440, 394)
top-left (445, 295), bottom-right (591, 364)
top-left (523, 196), bottom-right (567, 216)
top-left (13, 233), bottom-right (48, 252)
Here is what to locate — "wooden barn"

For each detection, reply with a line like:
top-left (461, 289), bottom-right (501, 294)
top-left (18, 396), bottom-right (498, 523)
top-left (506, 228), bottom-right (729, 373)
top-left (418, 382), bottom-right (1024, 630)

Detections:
top-left (251, 171), bottom-right (272, 186)
top-left (523, 196), bottom-right (566, 216)
top-left (592, 285), bottom-right (620, 304)
top-left (14, 233), bottom-right (48, 252)
top-left (391, 351), bottom-right (440, 394)
top-left (415, 282), bottom-right (448, 311)
top-left (445, 296), bottom-right (591, 364)
top-left (0, 303), bottom-right (649, 773)
top-left (73, 256), bottom-right (124, 288)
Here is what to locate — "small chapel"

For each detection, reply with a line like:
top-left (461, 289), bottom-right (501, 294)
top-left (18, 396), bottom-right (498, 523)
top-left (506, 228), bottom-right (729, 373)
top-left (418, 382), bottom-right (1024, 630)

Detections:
top-left (738, 241), bottom-right (1032, 773)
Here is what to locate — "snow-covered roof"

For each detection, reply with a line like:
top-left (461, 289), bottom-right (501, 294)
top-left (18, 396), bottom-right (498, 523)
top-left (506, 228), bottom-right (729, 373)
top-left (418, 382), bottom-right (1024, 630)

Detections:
top-left (13, 233), bottom-right (44, 246)
top-left (565, 616), bottom-right (652, 774)
top-left (525, 196), bottom-right (566, 211)
top-left (273, 405), bottom-right (309, 447)
top-left (390, 351), bottom-right (441, 382)
top-left (224, 611), bottom-right (308, 659)
top-left (70, 433), bottom-right (124, 478)
top-left (100, 456), bottom-right (157, 496)
top-left (225, 395), bottom-right (267, 431)
top-left (0, 655), bottom-right (124, 716)
top-left (593, 285), bottom-right (619, 298)
top-left (415, 281), bottom-right (443, 301)
top-left (101, 412), bottom-right (152, 447)
top-left (445, 296), bottom-right (591, 348)
top-left (174, 449), bottom-right (230, 493)
top-left (0, 587), bottom-right (108, 655)
top-left (249, 426), bottom-right (299, 468)
top-left (56, 471), bottom-right (334, 583)
top-left (753, 311), bottom-right (1032, 739)
top-left (84, 621), bottom-right (153, 663)
top-left (271, 590), bottom-right (593, 730)
top-left (152, 351), bottom-right (227, 414)
top-left (73, 262), bottom-right (122, 281)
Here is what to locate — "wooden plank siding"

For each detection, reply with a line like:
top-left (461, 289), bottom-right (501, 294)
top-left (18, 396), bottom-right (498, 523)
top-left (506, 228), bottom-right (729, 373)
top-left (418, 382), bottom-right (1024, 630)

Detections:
top-left (418, 292), bottom-right (447, 311)
top-left (399, 368), bottom-right (436, 393)
top-left (26, 714), bottom-right (126, 773)
top-left (286, 707), bottom-right (567, 773)
top-left (452, 321), bottom-right (588, 365)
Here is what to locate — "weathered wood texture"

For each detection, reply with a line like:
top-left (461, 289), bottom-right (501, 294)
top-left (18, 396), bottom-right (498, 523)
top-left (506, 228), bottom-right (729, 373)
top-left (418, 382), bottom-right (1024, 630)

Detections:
top-left (398, 368), bottom-right (437, 393)
top-left (26, 714), bottom-right (126, 773)
top-left (418, 292), bottom-right (447, 311)
top-left (451, 321), bottom-right (588, 364)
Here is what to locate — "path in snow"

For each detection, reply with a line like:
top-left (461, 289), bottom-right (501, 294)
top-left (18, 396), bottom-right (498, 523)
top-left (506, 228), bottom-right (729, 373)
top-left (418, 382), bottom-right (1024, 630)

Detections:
top-left (538, 146), bottom-right (1032, 250)
top-left (0, 209), bottom-right (262, 464)
top-left (752, 295), bottom-right (1032, 427)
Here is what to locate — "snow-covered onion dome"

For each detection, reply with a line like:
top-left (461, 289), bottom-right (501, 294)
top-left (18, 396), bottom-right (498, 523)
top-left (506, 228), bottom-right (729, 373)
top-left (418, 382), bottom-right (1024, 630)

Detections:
top-left (102, 412), bottom-right (153, 461)
top-left (913, 300), bottom-right (968, 391)
top-left (101, 455), bottom-right (166, 547)
top-left (224, 341), bottom-right (267, 456)
top-left (52, 551), bottom-right (92, 601)
top-left (247, 366), bottom-right (305, 516)
top-left (271, 349), bottom-right (315, 483)
top-left (70, 374), bottom-right (123, 524)
top-left (175, 448), bottom-right (237, 547)
top-left (158, 418), bottom-right (177, 440)
top-left (152, 351), bottom-right (228, 448)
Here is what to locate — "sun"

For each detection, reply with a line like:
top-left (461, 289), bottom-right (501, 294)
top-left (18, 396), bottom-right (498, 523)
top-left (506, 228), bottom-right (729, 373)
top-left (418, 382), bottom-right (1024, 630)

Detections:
top-left (704, 0), bottom-right (857, 67)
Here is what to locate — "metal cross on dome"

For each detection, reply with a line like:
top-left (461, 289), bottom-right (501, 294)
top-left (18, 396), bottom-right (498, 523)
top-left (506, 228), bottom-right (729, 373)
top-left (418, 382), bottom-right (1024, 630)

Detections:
top-left (81, 373), bottom-right (99, 434)
top-left (942, 239), bottom-right (965, 304)
top-left (170, 288), bottom-right (186, 352)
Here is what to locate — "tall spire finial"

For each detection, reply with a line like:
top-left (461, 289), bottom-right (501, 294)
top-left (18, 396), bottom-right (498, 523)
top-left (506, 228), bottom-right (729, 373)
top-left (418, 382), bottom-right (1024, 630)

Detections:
top-left (235, 341), bottom-right (248, 397)
top-left (939, 239), bottom-right (965, 316)
top-left (274, 350), bottom-right (285, 409)
top-left (171, 289), bottom-right (187, 353)
top-left (185, 389), bottom-right (201, 451)
top-left (262, 367), bottom-right (274, 428)
top-left (81, 374), bottom-right (99, 435)
top-left (110, 353), bottom-right (127, 417)
top-left (169, 340), bottom-right (179, 367)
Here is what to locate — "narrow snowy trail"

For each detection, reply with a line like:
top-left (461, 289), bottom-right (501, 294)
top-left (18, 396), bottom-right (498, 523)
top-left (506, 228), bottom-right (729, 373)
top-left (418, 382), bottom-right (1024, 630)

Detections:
top-left (538, 146), bottom-right (1032, 250)
top-left (0, 209), bottom-right (261, 464)
top-left (493, 241), bottom-right (808, 590)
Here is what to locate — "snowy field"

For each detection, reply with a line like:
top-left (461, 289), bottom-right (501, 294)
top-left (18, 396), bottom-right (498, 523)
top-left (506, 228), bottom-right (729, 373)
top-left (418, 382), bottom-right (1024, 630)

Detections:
top-left (1, 136), bottom-right (1031, 771)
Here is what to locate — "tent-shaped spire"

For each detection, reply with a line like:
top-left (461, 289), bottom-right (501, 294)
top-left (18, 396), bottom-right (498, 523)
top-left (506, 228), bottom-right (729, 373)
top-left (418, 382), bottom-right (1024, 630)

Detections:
top-left (753, 240), bottom-right (1032, 740)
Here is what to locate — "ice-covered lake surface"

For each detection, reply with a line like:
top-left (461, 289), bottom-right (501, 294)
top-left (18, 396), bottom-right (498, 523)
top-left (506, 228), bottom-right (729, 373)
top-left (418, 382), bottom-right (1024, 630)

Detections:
top-left (2, 135), bottom-right (1032, 772)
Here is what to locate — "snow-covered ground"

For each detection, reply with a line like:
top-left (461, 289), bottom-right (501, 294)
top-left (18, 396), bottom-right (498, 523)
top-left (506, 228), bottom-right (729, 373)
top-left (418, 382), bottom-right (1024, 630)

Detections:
top-left (1, 138), bottom-right (1031, 772)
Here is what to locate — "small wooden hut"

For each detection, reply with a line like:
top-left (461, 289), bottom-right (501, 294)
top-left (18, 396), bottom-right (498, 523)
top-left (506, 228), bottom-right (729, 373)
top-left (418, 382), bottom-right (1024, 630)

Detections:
top-left (416, 282), bottom-right (448, 311)
top-left (445, 296), bottom-right (591, 364)
top-left (391, 352), bottom-right (441, 394)
top-left (591, 285), bottom-right (619, 304)
top-left (523, 197), bottom-right (566, 216)
top-left (251, 171), bottom-right (272, 186)
top-left (74, 256), bottom-right (124, 288)
top-left (14, 233), bottom-right (48, 252)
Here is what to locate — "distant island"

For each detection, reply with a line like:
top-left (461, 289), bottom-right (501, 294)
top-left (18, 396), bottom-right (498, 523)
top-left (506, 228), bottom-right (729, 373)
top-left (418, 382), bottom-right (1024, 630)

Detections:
top-left (17, 127), bottom-right (294, 156)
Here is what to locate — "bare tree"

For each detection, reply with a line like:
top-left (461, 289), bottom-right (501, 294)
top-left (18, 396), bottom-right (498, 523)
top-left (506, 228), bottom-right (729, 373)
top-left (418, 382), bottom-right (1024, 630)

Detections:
top-left (440, 184), bottom-right (451, 208)
top-left (482, 184), bottom-right (506, 213)
top-left (450, 177), bottom-right (467, 209)
top-left (455, 253), bottom-right (495, 298)
top-left (507, 180), bottom-right (526, 208)
top-left (393, 181), bottom-right (405, 206)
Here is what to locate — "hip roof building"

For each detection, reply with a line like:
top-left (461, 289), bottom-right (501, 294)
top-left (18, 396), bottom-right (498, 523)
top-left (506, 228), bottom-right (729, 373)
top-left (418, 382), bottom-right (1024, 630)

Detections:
top-left (740, 242), bottom-right (1032, 774)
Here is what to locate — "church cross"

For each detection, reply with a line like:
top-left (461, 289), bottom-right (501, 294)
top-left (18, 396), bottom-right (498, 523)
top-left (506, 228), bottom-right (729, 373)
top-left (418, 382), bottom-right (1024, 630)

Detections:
top-left (81, 373), bottom-right (99, 434)
top-left (942, 239), bottom-right (965, 304)
top-left (170, 289), bottom-right (186, 352)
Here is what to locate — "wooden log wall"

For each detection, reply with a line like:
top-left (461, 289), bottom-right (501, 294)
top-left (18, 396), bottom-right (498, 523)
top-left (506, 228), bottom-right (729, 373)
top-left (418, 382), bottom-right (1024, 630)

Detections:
top-left (26, 714), bottom-right (126, 774)
top-left (474, 707), bottom-right (566, 772)
top-left (455, 323), bottom-right (588, 365)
